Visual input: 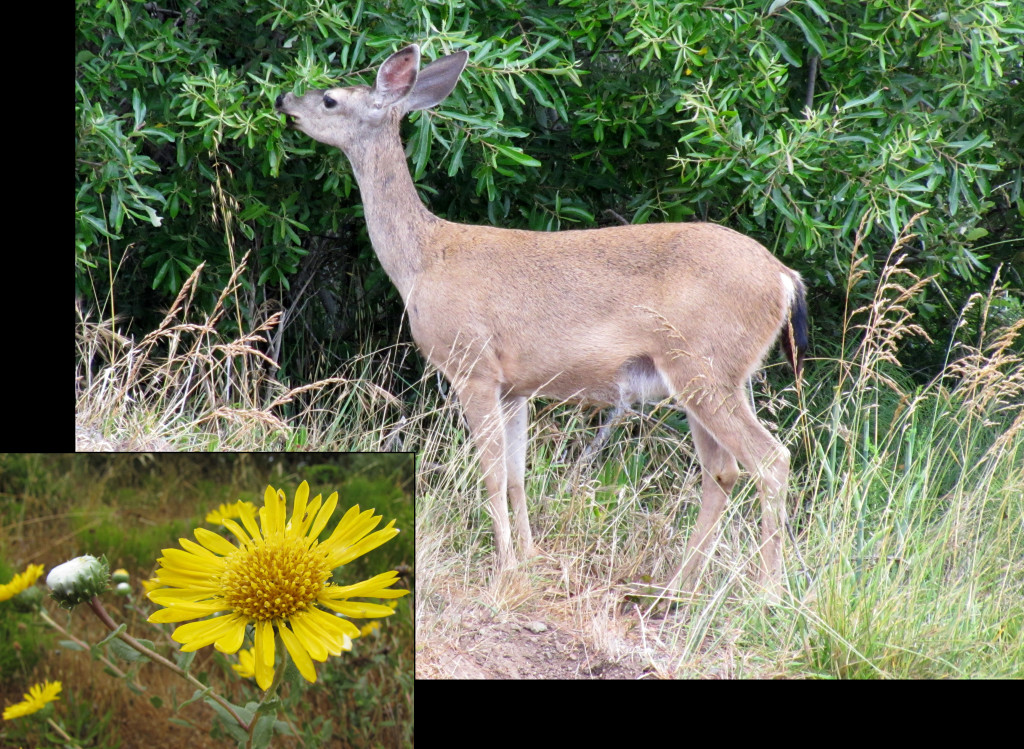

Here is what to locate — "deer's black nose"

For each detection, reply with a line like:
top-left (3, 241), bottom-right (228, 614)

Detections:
top-left (275, 93), bottom-right (285, 108)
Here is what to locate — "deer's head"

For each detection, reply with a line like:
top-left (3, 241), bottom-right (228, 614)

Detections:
top-left (276, 45), bottom-right (468, 153)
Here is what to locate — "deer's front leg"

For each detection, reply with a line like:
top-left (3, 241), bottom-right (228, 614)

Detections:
top-left (501, 393), bottom-right (536, 558)
top-left (456, 378), bottom-right (516, 570)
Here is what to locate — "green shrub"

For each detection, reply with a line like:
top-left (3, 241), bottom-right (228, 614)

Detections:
top-left (76, 0), bottom-right (1023, 392)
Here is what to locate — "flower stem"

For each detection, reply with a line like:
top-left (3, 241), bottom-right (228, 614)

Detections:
top-left (47, 717), bottom-right (79, 748)
top-left (37, 608), bottom-right (141, 689)
top-left (86, 596), bottom-right (249, 733)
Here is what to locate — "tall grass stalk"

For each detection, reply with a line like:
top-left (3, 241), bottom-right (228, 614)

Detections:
top-left (790, 234), bottom-right (1023, 677)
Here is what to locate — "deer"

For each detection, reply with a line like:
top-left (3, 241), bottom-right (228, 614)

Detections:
top-left (276, 44), bottom-right (808, 605)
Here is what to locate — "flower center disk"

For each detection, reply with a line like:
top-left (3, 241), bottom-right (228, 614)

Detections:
top-left (221, 535), bottom-right (330, 620)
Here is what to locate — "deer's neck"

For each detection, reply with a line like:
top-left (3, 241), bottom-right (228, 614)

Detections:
top-left (345, 128), bottom-right (436, 300)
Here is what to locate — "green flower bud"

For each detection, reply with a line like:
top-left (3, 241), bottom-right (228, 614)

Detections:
top-left (111, 568), bottom-right (131, 584)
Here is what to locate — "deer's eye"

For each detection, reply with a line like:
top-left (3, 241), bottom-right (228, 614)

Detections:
top-left (323, 95), bottom-right (337, 109)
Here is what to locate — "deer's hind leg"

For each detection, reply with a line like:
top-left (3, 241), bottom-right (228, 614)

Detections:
top-left (667, 416), bottom-right (739, 596)
top-left (674, 388), bottom-right (790, 603)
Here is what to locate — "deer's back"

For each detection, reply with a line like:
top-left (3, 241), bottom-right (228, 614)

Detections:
top-left (406, 219), bottom-right (796, 398)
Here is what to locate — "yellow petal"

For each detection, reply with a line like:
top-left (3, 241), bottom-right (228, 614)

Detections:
top-left (317, 610), bottom-right (359, 645)
top-left (279, 623), bottom-right (317, 683)
top-left (239, 499), bottom-right (264, 544)
top-left (156, 584), bottom-right (224, 597)
top-left (178, 537), bottom-right (223, 561)
top-left (322, 506), bottom-right (378, 551)
top-left (253, 620), bottom-right (276, 690)
top-left (362, 587), bottom-right (409, 599)
top-left (193, 527), bottom-right (239, 557)
top-left (214, 616), bottom-right (247, 654)
top-left (326, 522), bottom-right (400, 567)
top-left (220, 518), bottom-right (254, 550)
top-left (150, 573), bottom-right (220, 593)
top-left (287, 613), bottom-right (329, 660)
top-left (322, 601), bottom-right (398, 618)
top-left (148, 600), bottom-right (227, 623)
top-left (299, 492), bottom-right (324, 537)
top-left (289, 481), bottom-right (310, 532)
top-left (290, 607), bottom-right (357, 657)
top-left (256, 619), bottom-right (275, 667)
top-left (307, 491), bottom-right (339, 540)
top-left (263, 485), bottom-right (286, 536)
top-left (255, 651), bottom-right (275, 691)
top-left (159, 547), bottom-right (219, 572)
top-left (148, 590), bottom-right (219, 603)
top-left (173, 613), bottom-right (245, 651)
top-left (232, 647), bottom-right (256, 679)
top-left (321, 570), bottom-right (403, 599)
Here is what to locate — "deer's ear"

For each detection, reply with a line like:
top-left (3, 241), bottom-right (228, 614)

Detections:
top-left (374, 45), bottom-right (420, 106)
top-left (404, 50), bottom-right (469, 112)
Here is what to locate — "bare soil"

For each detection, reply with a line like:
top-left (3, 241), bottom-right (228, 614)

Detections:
top-left (418, 603), bottom-right (648, 679)
top-left (415, 554), bottom-right (762, 680)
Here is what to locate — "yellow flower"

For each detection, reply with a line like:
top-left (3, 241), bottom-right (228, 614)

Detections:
top-left (2, 681), bottom-right (61, 720)
top-left (0, 564), bottom-right (45, 602)
top-left (231, 647), bottom-right (257, 679)
top-left (148, 481), bottom-right (408, 690)
top-left (205, 500), bottom-right (257, 526)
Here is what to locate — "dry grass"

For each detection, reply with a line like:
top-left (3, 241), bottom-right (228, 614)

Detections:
top-left (75, 255), bottom-right (357, 451)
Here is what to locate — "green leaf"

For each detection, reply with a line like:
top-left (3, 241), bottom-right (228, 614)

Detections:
top-left (518, 38), bottom-right (562, 67)
top-left (841, 91), bottom-right (883, 110)
top-left (132, 89), bottom-right (146, 131)
top-left (493, 143), bottom-right (542, 168)
top-left (203, 695), bottom-right (249, 743)
top-left (803, 0), bottom-right (831, 23)
top-left (97, 623), bottom-right (128, 647)
top-left (250, 714), bottom-right (277, 749)
top-left (108, 637), bottom-right (150, 663)
top-left (950, 133), bottom-right (991, 156)
top-left (80, 213), bottom-right (118, 239)
top-left (765, 32), bottom-right (802, 66)
top-left (109, 190), bottom-right (124, 233)
top-left (786, 8), bottom-right (827, 58)
top-left (411, 121), bottom-right (431, 180)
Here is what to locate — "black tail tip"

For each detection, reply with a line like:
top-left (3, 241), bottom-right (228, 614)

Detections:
top-left (782, 285), bottom-right (809, 376)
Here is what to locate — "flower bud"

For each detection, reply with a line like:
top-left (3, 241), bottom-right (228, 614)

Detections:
top-left (46, 555), bottom-right (110, 609)
top-left (111, 568), bottom-right (130, 584)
